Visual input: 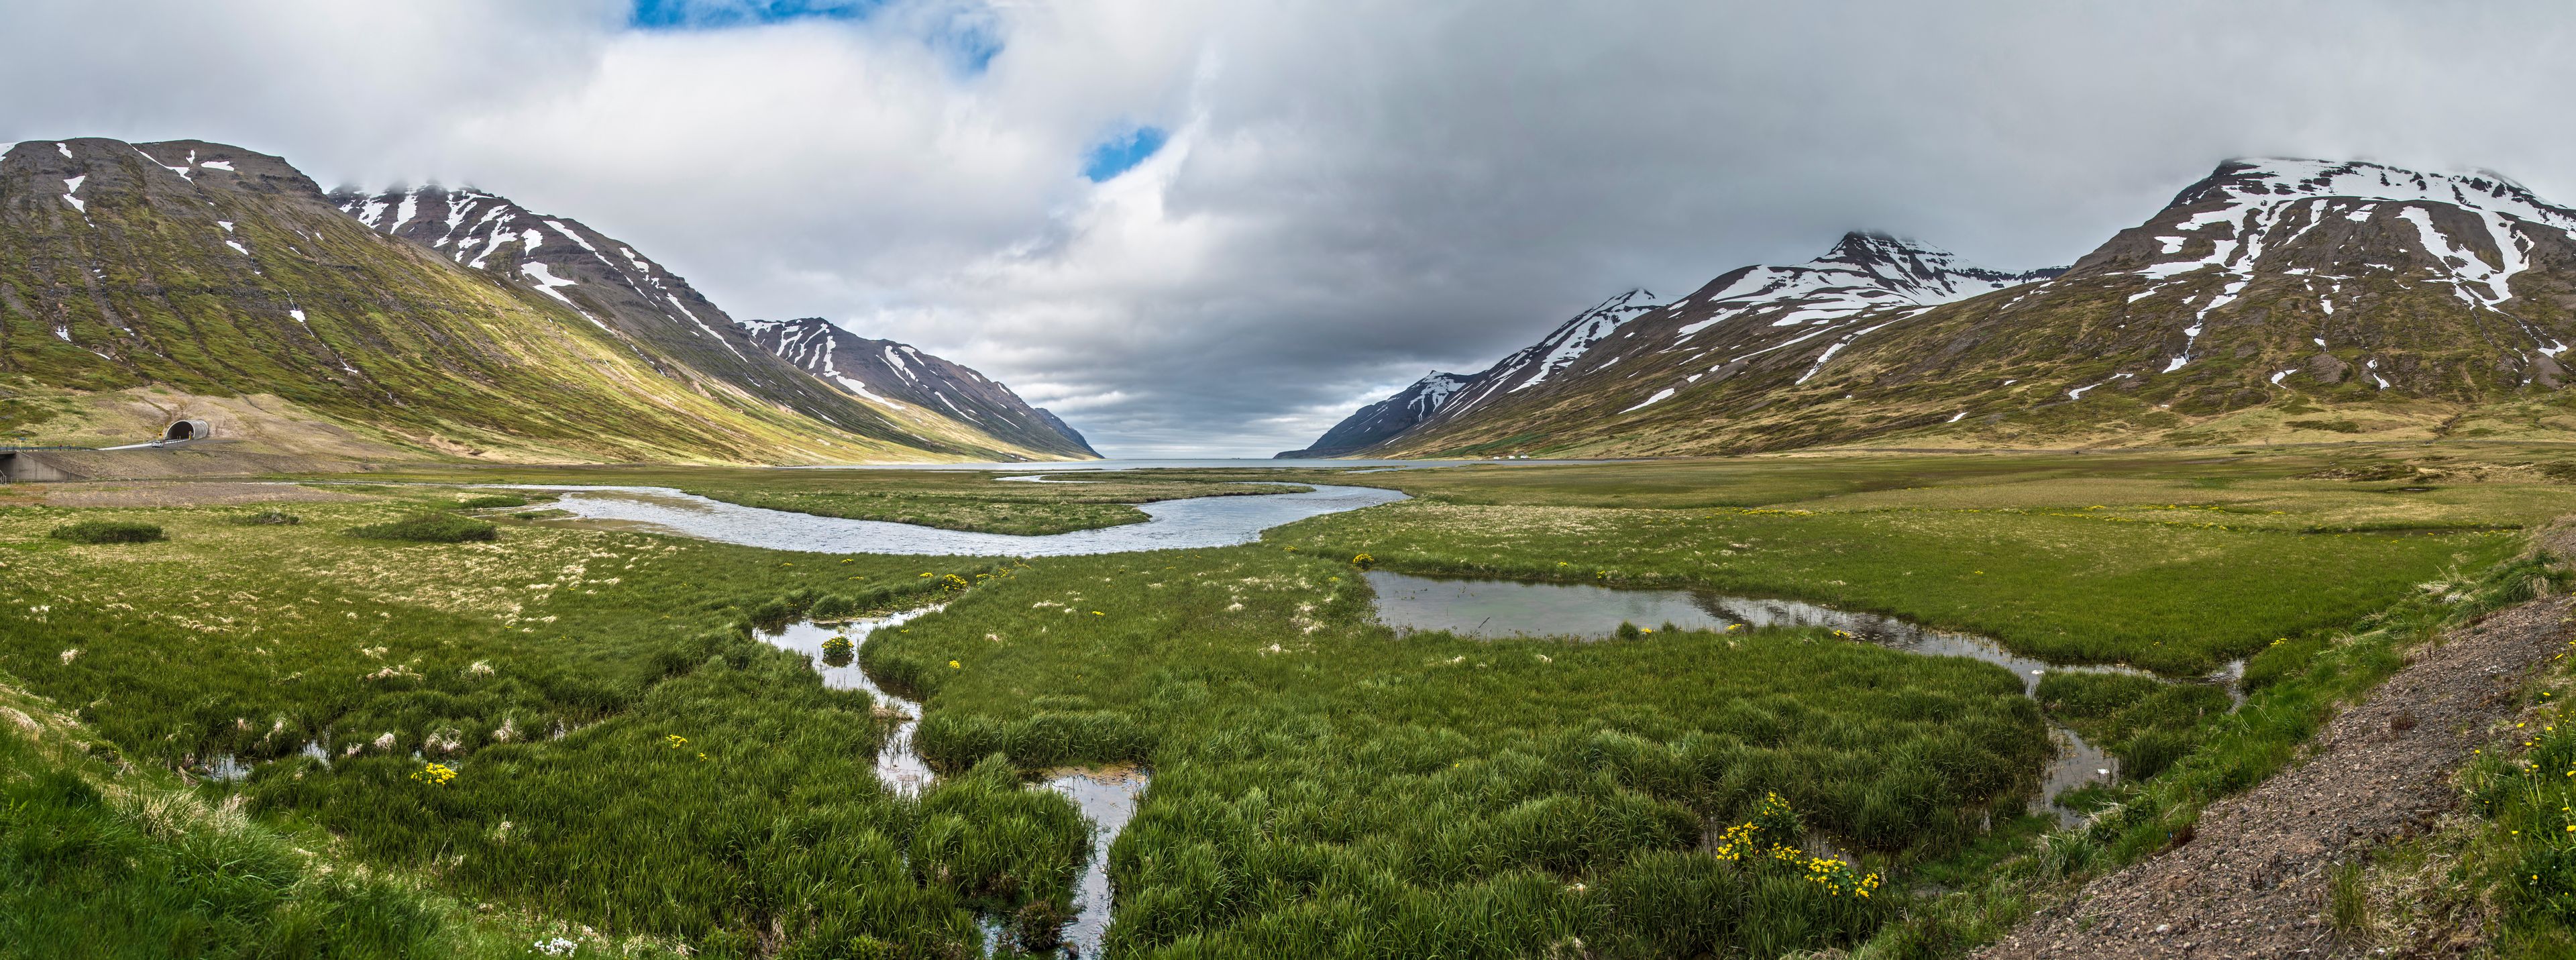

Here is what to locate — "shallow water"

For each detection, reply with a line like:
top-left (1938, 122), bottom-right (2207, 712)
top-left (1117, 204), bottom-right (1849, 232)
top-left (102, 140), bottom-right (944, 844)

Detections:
top-left (1362, 570), bottom-right (2200, 822)
top-left (761, 610), bottom-right (1144, 957)
top-left (759, 609), bottom-right (943, 794)
top-left (1045, 765), bottom-right (1148, 956)
top-left (508, 483), bottom-right (1405, 556)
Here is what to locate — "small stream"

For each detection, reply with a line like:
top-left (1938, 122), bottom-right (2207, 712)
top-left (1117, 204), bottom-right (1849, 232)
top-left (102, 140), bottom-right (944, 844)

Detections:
top-left (1365, 571), bottom-right (2238, 822)
top-left (761, 611), bottom-right (1143, 958)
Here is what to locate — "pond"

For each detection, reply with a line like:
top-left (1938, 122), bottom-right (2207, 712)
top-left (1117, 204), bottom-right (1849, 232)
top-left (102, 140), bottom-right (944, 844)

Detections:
top-left (505, 483), bottom-right (1406, 556)
top-left (760, 611), bottom-right (1143, 958)
top-left (1363, 570), bottom-right (2229, 822)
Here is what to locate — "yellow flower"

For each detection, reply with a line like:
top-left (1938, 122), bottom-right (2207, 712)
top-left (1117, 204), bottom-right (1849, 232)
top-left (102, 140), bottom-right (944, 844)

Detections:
top-left (949, 660), bottom-right (961, 669)
top-left (666, 735), bottom-right (687, 749)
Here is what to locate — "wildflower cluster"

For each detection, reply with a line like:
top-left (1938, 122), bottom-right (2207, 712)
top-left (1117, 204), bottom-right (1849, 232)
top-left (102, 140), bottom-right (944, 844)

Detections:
top-left (1707, 791), bottom-right (1880, 898)
top-left (665, 734), bottom-right (688, 749)
top-left (1802, 855), bottom-right (1882, 898)
top-left (1709, 792), bottom-right (1805, 864)
top-left (820, 634), bottom-right (854, 659)
top-left (1350, 553), bottom-right (1376, 570)
top-left (940, 574), bottom-right (971, 594)
top-left (411, 763), bottom-right (456, 786)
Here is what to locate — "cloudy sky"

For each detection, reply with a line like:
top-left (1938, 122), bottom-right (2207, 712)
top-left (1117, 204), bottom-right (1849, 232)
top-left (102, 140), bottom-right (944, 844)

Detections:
top-left (7, 1), bottom-right (2576, 456)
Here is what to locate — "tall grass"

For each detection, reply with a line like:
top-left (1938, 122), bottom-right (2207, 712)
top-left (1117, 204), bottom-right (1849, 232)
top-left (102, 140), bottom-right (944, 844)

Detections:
top-left (0, 679), bottom-right (576, 959)
top-left (865, 545), bottom-right (2045, 957)
top-left (0, 498), bottom-right (1082, 956)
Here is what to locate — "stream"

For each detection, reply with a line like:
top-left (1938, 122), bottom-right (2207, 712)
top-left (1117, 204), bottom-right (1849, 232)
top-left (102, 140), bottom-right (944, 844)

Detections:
top-left (761, 611), bottom-right (1141, 958)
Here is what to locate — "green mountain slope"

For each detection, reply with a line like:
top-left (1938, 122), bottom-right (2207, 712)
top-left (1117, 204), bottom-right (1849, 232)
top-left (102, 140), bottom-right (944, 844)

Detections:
top-left (0, 138), bottom-right (1080, 464)
top-left (1338, 159), bottom-right (2576, 457)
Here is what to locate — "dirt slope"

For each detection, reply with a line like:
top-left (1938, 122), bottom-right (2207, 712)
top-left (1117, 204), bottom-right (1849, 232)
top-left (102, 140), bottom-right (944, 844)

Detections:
top-left (1977, 562), bottom-right (2573, 959)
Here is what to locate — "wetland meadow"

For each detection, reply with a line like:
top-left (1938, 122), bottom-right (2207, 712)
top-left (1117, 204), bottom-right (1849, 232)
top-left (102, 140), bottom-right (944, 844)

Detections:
top-left (8, 445), bottom-right (2576, 957)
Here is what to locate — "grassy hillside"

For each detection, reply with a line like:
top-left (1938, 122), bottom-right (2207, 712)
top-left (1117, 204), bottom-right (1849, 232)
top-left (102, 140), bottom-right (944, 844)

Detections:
top-left (0, 139), bottom-right (1077, 465)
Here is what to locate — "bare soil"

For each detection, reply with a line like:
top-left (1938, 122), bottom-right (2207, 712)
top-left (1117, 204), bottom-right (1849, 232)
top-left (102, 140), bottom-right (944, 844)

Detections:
top-left (1976, 581), bottom-right (2574, 959)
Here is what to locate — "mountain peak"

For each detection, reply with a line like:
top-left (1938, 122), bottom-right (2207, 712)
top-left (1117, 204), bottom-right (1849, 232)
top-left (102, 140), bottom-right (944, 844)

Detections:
top-left (2170, 158), bottom-right (2576, 231)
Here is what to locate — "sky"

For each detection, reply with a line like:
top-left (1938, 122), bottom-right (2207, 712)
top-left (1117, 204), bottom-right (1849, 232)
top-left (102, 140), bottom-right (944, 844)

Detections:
top-left (7, 1), bottom-right (2576, 456)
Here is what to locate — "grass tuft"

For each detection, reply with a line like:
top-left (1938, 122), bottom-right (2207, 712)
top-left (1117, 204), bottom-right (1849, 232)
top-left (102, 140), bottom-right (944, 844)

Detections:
top-left (48, 519), bottom-right (166, 543)
top-left (347, 513), bottom-right (498, 543)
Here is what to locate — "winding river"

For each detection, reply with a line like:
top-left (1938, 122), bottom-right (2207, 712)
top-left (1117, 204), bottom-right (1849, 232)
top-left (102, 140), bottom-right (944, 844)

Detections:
top-left (511, 482), bottom-right (1406, 555)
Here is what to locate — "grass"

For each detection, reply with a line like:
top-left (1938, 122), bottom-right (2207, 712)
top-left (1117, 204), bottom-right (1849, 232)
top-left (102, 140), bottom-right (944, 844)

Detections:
top-left (1279, 500), bottom-right (2514, 674)
top-left (863, 544), bottom-right (2047, 957)
top-left (0, 494), bottom-right (1087, 956)
top-left (49, 519), bottom-right (166, 543)
top-left (0, 674), bottom-right (581, 959)
top-left (346, 513), bottom-right (498, 543)
top-left (7, 447), bottom-right (2573, 957)
top-left (2033, 674), bottom-right (2233, 780)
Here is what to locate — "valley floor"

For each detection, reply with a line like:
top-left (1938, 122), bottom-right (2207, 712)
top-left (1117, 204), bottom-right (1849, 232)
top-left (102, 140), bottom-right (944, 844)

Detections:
top-left (4, 445), bottom-right (2576, 957)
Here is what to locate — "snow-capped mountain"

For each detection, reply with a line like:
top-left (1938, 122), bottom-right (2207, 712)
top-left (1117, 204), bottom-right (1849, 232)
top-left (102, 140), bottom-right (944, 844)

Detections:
top-left (1286, 234), bottom-right (2061, 456)
top-left (2053, 158), bottom-right (2576, 381)
top-left (1278, 290), bottom-right (1662, 456)
top-left (0, 138), bottom-right (1093, 464)
top-left (1318, 158), bottom-right (2576, 458)
top-left (736, 317), bottom-right (1097, 459)
top-left (331, 184), bottom-right (1093, 461)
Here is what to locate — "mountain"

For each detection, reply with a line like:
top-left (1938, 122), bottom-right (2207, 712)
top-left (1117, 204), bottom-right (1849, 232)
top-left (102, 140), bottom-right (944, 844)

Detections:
top-left (1304, 158), bottom-right (2576, 457)
top-left (1291, 235), bottom-right (2061, 456)
top-left (0, 136), bottom-right (1085, 465)
top-left (1279, 290), bottom-right (1664, 457)
top-left (331, 182), bottom-right (1087, 461)
top-left (735, 317), bottom-right (1097, 459)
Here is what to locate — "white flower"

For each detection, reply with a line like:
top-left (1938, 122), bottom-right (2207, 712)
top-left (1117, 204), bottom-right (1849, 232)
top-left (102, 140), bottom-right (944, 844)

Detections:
top-left (58, 649), bottom-right (79, 664)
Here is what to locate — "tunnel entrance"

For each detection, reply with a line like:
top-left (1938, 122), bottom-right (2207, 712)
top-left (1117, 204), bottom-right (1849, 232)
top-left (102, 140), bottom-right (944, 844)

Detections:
top-left (161, 419), bottom-right (209, 443)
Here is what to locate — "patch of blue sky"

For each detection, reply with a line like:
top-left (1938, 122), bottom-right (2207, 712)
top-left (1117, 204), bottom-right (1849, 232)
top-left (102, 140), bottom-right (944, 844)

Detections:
top-left (1082, 126), bottom-right (1168, 182)
top-left (629, 0), bottom-right (883, 30)
top-left (631, 0), bottom-right (1001, 74)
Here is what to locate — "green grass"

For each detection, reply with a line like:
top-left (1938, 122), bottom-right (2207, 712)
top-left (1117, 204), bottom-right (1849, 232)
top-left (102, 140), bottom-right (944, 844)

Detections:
top-left (48, 519), bottom-right (166, 544)
top-left (0, 676), bottom-right (577, 960)
top-left (453, 494), bottom-right (530, 509)
top-left (863, 545), bottom-right (2046, 957)
top-left (2033, 674), bottom-right (2233, 780)
top-left (0, 498), bottom-right (1086, 956)
top-left (1279, 500), bottom-right (2515, 674)
top-left (346, 513), bottom-right (498, 543)
top-left (7, 449), bottom-right (2573, 957)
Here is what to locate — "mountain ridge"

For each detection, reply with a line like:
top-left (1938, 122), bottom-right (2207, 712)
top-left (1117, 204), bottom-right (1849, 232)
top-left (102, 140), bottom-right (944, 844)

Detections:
top-left (1293, 158), bottom-right (2576, 458)
top-left (735, 316), bottom-right (1097, 459)
top-left (0, 137), bottom-right (1087, 465)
